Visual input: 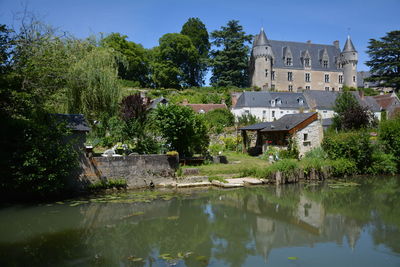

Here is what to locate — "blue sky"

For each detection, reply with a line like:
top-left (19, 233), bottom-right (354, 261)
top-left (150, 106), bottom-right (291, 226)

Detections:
top-left (1, 0), bottom-right (399, 75)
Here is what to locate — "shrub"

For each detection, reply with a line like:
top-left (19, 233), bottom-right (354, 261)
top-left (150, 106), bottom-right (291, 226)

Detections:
top-left (379, 116), bottom-right (400, 169)
top-left (304, 147), bottom-right (328, 159)
top-left (209, 143), bottom-right (225, 156)
top-left (300, 157), bottom-right (326, 175)
top-left (268, 159), bottom-right (299, 176)
top-left (204, 108), bottom-right (234, 134)
top-left (322, 131), bottom-right (373, 173)
top-left (237, 113), bottom-right (259, 126)
top-left (328, 158), bottom-right (358, 177)
top-left (367, 150), bottom-right (397, 175)
top-left (221, 136), bottom-right (241, 151)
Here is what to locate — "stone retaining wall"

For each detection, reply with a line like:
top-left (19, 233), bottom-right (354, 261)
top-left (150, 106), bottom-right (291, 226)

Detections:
top-left (77, 155), bottom-right (179, 189)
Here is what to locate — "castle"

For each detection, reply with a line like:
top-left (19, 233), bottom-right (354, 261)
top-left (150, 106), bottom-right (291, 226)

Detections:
top-left (249, 28), bottom-right (358, 91)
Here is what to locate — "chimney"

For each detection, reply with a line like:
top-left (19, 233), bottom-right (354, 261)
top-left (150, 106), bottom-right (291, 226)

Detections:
top-left (231, 92), bottom-right (240, 108)
top-left (182, 99), bottom-right (189, 105)
top-left (358, 90), bottom-right (364, 100)
top-left (307, 40), bottom-right (311, 44)
top-left (333, 40), bottom-right (340, 49)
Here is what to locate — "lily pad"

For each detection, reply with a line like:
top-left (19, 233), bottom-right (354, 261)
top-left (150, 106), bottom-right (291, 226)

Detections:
top-left (167, 216), bottom-right (179, 220)
top-left (288, 256), bottom-right (298, 260)
top-left (127, 256), bottom-right (144, 262)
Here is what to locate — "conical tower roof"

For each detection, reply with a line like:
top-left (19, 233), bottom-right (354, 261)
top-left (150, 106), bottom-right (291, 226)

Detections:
top-left (343, 36), bottom-right (357, 52)
top-left (254, 27), bottom-right (269, 47)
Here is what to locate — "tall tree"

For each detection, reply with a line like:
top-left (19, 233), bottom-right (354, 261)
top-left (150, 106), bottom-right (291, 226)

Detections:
top-left (210, 20), bottom-right (252, 87)
top-left (181, 17), bottom-right (210, 86)
top-left (366, 30), bottom-right (400, 92)
top-left (101, 33), bottom-right (151, 87)
top-left (151, 33), bottom-right (200, 89)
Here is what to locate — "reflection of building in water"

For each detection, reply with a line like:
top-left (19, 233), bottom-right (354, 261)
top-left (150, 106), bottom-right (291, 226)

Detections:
top-left (216, 190), bottom-right (362, 263)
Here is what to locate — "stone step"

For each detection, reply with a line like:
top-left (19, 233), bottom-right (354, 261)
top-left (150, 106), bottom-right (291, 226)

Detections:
top-left (177, 182), bottom-right (213, 188)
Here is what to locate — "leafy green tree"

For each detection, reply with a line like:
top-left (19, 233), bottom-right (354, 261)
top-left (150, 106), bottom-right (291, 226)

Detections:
top-left (332, 92), bottom-right (374, 130)
top-left (152, 104), bottom-right (209, 156)
top-left (181, 17), bottom-right (210, 86)
top-left (67, 47), bottom-right (122, 121)
top-left (210, 20), bottom-right (252, 87)
top-left (366, 30), bottom-right (400, 92)
top-left (101, 33), bottom-right (150, 87)
top-left (151, 33), bottom-right (200, 88)
top-left (379, 115), bottom-right (400, 169)
top-left (203, 108), bottom-right (234, 134)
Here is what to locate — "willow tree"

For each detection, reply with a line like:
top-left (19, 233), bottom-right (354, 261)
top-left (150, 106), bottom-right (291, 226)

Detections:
top-left (67, 47), bottom-right (122, 121)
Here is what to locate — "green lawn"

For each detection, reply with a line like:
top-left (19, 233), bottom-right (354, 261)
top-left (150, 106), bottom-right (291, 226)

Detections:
top-left (182, 152), bottom-right (270, 176)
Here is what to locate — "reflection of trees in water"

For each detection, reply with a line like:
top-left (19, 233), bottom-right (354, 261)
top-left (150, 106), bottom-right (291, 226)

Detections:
top-left (1, 177), bottom-right (399, 266)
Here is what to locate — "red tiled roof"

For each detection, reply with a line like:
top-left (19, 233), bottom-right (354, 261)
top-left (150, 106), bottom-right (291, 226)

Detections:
top-left (373, 95), bottom-right (397, 109)
top-left (182, 103), bottom-right (227, 113)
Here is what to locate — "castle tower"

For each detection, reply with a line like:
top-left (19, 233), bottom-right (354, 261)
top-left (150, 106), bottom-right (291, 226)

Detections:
top-left (341, 36), bottom-right (358, 88)
top-left (250, 28), bottom-right (274, 90)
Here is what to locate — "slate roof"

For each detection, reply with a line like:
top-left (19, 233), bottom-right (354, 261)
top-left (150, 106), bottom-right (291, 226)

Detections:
top-left (260, 112), bottom-right (317, 132)
top-left (303, 91), bottom-right (339, 109)
top-left (53, 114), bottom-right (91, 132)
top-left (234, 91), bottom-right (309, 109)
top-left (240, 121), bottom-right (271, 131)
top-left (343, 36), bottom-right (357, 52)
top-left (268, 40), bottom-right (341, 72)
top-left (254, 28), bottom-right (269, 46)
top-left (322, 118), bottom-right (333, 127)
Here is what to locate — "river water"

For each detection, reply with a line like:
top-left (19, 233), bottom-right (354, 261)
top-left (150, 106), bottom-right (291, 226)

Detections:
top-left (0, 176), bottom-right (399, 267)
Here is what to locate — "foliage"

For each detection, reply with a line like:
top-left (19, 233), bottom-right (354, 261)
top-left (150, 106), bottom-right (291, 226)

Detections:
top-left (322, 131), bottom-right (373, 173)
top-left (87, 179), bottom-right (127, 191)
top-left (367, 149), bottom-right (397, 175)
top-left (152, 104), bottom-right (209, 157)
top-left (120, 93), bottom-right (149, 123)
top-left (279, 138), bottom-right (299, 159)
top-left (101, 32), bottom-right (150, 87)
top-left (151, 33), bottom-right (200, 88)
top-left (332, 91), bottom-right (374, 130)
top-left (221, 136), bottom-right (241, 151)
top-left (379, 115), bottom-right (400, 168)
top-left (328, 158), bottom-right (358, 177)
top-left (180, 18), bottom-right (210, 86)
top-left (67, 47), bottom-right (122, 122)
top-left (366, 30), bottom-right (400, 92)
top-left (0, 114), bottom-right (78, 198)
top-left (236, 113), bottom-right (259, 126)
top-left (208, 176), bottom-right (227, 183)
top-left (210, 20), bottom-right (252, 87)
top-left (203, 108), bottom-right (234, 134)
top-left (267, 159), bottom-right (299, 176)
top-left (209, 143), bottom-right (225, 156)
top-left (304, 147), bottom-right (328, 159)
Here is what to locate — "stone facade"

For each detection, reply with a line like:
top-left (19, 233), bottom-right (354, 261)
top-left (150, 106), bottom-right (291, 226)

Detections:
top-left (249, 28), bottom-right (358, 91)
top-left (77, 154), bottom-right (179, 189)
top-left (293, 120), bottom-right (323, 156)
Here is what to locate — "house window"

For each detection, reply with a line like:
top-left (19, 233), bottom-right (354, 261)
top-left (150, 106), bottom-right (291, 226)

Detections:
top-left (305, 73), bottom-right (310, 82)
top-left (325, 87), bottom-right (330, 91)
top-left (323, 60), bottom-right (328, 68)
top-left (304, 58), bottom-right (310, 67)
top-left (271, 84), bottom-right (275, 90)
top-left (265, 69), bottom-right (268, 77)
top-left (271, 71), bottom-right (275, 80)
top-left (323, 110), bottom-right (327, 113)
top-left (339, 87), bottom-right (342, 91)
top-left (305, 85), bottom-right (310, 90)
top-left (339, 75), bottom-right (343, 84)
top-left (304, 133), bottom-right (308, 141)
top-left (288, 85), bottom-right (293, 91)
top-left (280, 111), bottom-right (284, 114)
top-left (245, 110), bottom-right (249, 114)
top-left (286, 57), bottom-right (292, 66)
top-left (272, 110), bottom-right (275, 117)
top-left (324, 74), bottom-right (330, 83)
top-left (353, 76), bottom-right (356, 82)
top-left (288, 72), bottom-right (293, 81)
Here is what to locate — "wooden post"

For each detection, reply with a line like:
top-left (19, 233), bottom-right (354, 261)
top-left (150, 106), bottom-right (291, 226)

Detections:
top-left (241, 130), bottom-right (248, 154)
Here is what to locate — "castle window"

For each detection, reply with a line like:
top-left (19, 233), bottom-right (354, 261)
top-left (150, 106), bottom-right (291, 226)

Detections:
top-left (286, 57), bottom-right (292, 66)
top-left (305, 73), bottom-right (311, 82)
top-left (272, 111), bottom-right (275, 117)
top-left (271, 71), bottom-right (275, 80)
top-left (287, 72), bottom-right (293, 81)
top-left (271, 84), bottom-right (275, 90)
top-left (323, 60), bottom-right (328, 68)
top-left (324, 74), bottom-right (330, 83)
top-left (265, 69), bottom-right (268, 77)
top-left (339, 75), bottom-right (343, 84)
top-left (304, 58), bottom-right (311, 67)
top-left (288, 85), bottom-right (293, 91)
top-left (305, 86), bottom-right (310, 90)
top-left (339, 87), bottom-right (342, 91)
top-left (353, 76), bottom-right (356, 82)
top-left (325, 87), bottom-right (330, 91)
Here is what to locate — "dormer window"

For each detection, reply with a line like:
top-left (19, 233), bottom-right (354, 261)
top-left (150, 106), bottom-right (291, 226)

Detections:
top-left (297, 98), bottom-right (304, 105)
top-left (286, 57), bottom-right (292, 66)
top-left (304, 58), bottom-right (311, 67)
top-left (323, 60), bottom-right (328, 68)
top-left (276, 98), bottom-right (282, 105)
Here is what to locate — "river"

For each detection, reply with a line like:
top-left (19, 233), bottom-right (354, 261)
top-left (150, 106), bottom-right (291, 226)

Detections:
top-left (0, 176), bottom-right (399, 266)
